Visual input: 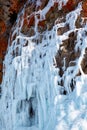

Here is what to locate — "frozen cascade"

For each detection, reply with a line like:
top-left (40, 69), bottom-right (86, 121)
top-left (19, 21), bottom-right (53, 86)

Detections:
top-left (0, 0), bottom-right (87, 130)
top-left (0, 1), bottom-right (59, 130)
top-left (0, 19), bottom-right (57, 130)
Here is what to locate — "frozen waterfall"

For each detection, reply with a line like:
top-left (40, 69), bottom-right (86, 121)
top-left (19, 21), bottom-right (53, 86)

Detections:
top-left (0, 1), bottom-right (87, 130)
top-left (0, 2), bottom-right (58, 129)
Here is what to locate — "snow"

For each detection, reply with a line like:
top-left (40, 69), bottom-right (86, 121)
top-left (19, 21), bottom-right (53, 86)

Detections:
top-left (0, 0), bottom-right (87, 130)
top-left (14, 126), bottom-right (39, 130)
top-left (66, 3), bottom-right (82, 29)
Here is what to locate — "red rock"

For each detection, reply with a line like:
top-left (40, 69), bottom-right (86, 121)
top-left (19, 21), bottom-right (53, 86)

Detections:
top-left (0, 38), bottom-right (8, 60)
top-left (38, 20), bottom-right (46, 28)
top-left (0, 20), bottom-right (6, 35)
top-left (63, 0), bottom-right (82, 12)
top-left (0, 37), bottom-right (8, 83)
top-left (82, 0), bottom-right (87, 17)
top-left (9, 0), bottom-right (27, 14)
top-left (28, 14), bottom-right (35, 28)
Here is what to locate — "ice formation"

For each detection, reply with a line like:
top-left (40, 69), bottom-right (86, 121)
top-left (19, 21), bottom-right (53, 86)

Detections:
top-left (0, 0), bottom-right (87, 130)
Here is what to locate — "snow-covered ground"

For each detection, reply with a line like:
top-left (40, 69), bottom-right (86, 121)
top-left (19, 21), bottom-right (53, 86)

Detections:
top-left (0, 0), bottom-right (87, 130)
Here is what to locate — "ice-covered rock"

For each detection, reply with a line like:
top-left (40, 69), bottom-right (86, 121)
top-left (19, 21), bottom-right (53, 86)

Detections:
top-left (0, 0), bottom-right (87, 130)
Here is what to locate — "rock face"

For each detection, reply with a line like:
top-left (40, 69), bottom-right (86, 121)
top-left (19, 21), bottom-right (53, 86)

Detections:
top-left (0, 0), bottom-right (87, 87)
top-left (0, 0), bottom-right (26, 83)
top-left (0, 0), bottom-right (87, 84)
top-left (0, 0), bottom-right (85, 83)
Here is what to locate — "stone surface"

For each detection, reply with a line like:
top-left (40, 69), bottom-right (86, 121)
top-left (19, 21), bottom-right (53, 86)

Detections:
top-left (0, 0), bottom-right (26, 83)
top-left (0, 0), bottom-right (87, 83)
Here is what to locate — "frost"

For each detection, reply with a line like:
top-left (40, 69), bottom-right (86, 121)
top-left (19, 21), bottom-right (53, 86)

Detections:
top-left (0, 0), bottom-right (87, 130)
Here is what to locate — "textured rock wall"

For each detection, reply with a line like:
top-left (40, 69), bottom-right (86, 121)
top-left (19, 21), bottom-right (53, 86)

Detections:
top-left (0, 0), bottom-right (87, 83)
top-left (0, 0), bottom-right (26, 83)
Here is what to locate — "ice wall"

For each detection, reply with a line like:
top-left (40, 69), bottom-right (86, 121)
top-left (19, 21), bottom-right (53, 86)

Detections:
top-left (0, 0), bottom-right (87, 130)
top-left (0, 1), bottom-right (58, 130)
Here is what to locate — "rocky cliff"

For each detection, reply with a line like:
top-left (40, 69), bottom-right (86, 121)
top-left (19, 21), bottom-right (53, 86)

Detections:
top-left (0, 0), bottom-right (87, 83)
top-left (0, 0), bottom-right (26, 83)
